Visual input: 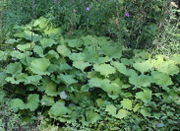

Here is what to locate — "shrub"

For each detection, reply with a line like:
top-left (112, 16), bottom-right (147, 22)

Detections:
top-left (50, 0), bottom-right (170, 48)
top-left (1, 0), bottom-right (170, 48)
top-left (0, 18), bottom-right (179, 130)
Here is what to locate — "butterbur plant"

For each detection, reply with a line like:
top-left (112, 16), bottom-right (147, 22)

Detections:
top-left (0, 17), bottom-right (179, 130)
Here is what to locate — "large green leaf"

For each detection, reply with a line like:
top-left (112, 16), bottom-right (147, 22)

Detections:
top-left (151, 71), bottom-right (173, 87)
top-left (105, 105), bottom-right (117, 116)
top-left (10, 50), bottom-right (31, 59)
top-left (0, 72), bottom-right (7, 86)
top-left (135, 89), bottom-right (152, 104)
top-left (57, 45), bottom-right (71, 57)
top-left (133, 60), bottom-right (153, 73)
top-left (101, 44), bottom-right (122, 58)
top-left (73, 61), bottom-right (91, 71)
top-left (111, 62), bottom-right (137, 77)
top-left (58, 74), bottom-right (78, 85)
top-left (66, 39), bottom-right (83, 48)
top-left (14, 30), bottom-right (41, 42)
top-left (26, 94), bottom-right (40, 111)
top-left (116, 109), bottom-right (129, 119)
top-left (121, 99), bottom-right (133, 110)
top-left (33, 17), bottom-right (49, 30)
top-left (10, 98), bottom-right (25, 111)
top-left (171, 54), bottom-right (180, 64)
top-left (40, 38), bottom-right (57, 48)
top-left (17, 42), bottom-right (34, 52)
top-left (129, 75), bottom-right (152, 87)
top-left (5, 62), bottom-right (22, 75)
top-left (85, 110), bottom-right (100, 123)
top-left (89, 78), bottom-right (121, 99)
top-left (29, 58), bottom-right (50, 75)
top-left (0, 51), bottom-right (7, 61)
top-left (33, 45), bottom-right (44, 57)
top-left (94, 64), bottom-right (116, 76)
top-left (156, 60), bottom-right (179, 75)
top-left (25, 75), bottom-right (42, 85)
top-left (41, 95), bottom-right (54, 106)
top-left (49, 101), bottom-right (71, 117)
top-left (44, 82), bottom-right (58, 96)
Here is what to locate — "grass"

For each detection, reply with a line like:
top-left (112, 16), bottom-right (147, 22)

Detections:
top-left (152, 4), bottom-right (180, 55)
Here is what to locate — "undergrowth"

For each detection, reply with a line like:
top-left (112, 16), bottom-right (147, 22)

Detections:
top-left (0, 1), bottom-right (179, 131)
top-left (0, 18), bottom-right (179, 130)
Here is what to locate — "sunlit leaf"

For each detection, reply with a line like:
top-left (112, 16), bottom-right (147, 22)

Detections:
top-left (121, 99), bottom-right (133, 110)
top-left (94, 64), bottom-right (116, 76)
top-left (105, 105), bottom-right (117, 116)
top-left (29, 58), bottom-right (50, 75)
top-left (57, 45), bottom-right (71, 57)
top-left (135, 90), bottom-right (152, 104)
top-left (116, 109), bottom-right (129, 119)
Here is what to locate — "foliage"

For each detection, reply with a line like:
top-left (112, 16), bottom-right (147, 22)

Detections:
top-left (0, 0), bottom-right (170, 48)
top-left (0, 0), bottom-right (54, 44)
top-left (153, 3), bottom-right (180, 55)
top-left (0, 18), bottom-right (179, 130)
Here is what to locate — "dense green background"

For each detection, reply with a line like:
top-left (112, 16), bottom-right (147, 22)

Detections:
top-left (0, 0), bottom-right (179, 130)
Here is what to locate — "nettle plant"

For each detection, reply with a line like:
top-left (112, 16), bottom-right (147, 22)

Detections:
top-left (0, 17), bottom-right (180, 129)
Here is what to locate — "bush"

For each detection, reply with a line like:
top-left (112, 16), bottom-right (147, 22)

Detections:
top-left (0, 18), bottom-right (179, 130)
top-left (0, 0), bottom-right (54, 43)
top-left (50, 0), bottom-right (170, 48)
top-left (1, 0), bottom-right (170, 48)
